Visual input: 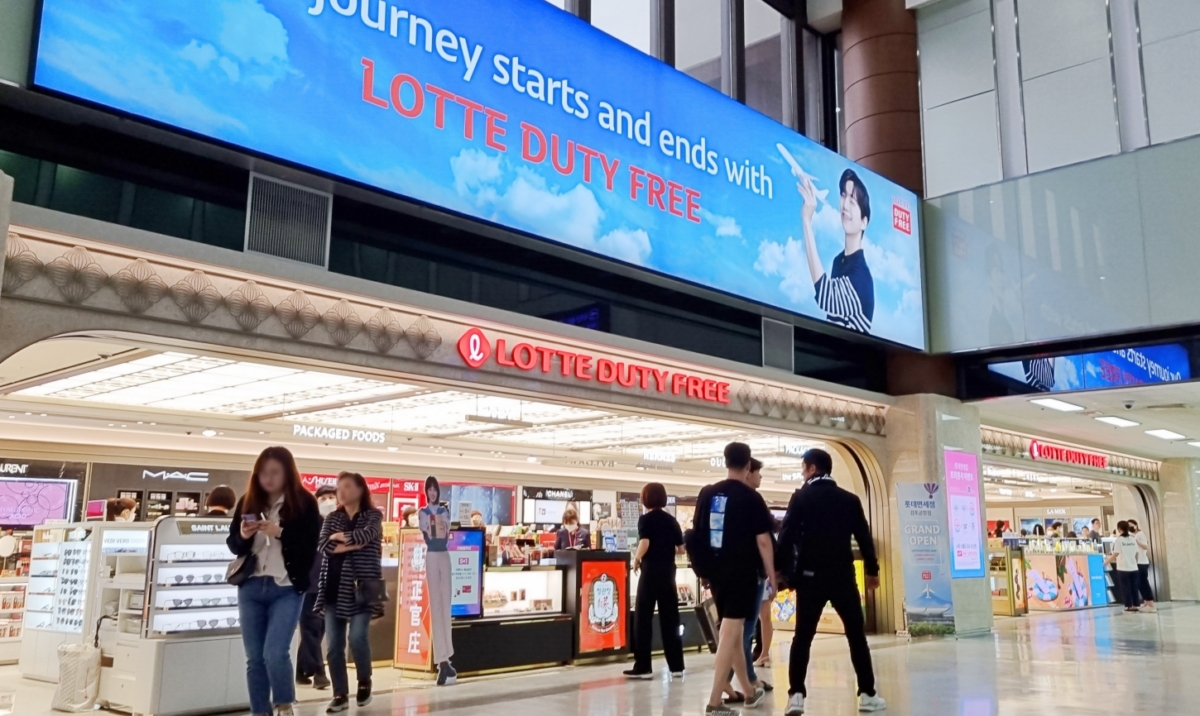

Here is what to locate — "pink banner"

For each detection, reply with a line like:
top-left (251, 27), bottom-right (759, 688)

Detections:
top-left (943, 450), bottom-right (984, 578)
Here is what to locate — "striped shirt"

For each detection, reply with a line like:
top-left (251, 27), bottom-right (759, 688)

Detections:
top-left (1022, 358), bottom-right (1055, 391)
top-left (314, 507), bottom-right (384, 619)
top-left (814, 250), bottom-right (874, 334)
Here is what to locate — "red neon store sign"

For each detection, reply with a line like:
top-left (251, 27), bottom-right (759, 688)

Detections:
top-left (457, 328), bottom-right (731, 404)
top-left (1028, 440), bottom-right (1108, 469)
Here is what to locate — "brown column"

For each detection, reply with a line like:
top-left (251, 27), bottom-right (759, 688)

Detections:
top-left (841, 0), bottom-right (922, 195)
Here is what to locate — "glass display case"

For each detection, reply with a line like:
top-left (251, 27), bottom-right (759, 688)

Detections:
top-left (988, 541), bottom-right (1026, 617)
top-left (482, 567), bottom-right (565, 617)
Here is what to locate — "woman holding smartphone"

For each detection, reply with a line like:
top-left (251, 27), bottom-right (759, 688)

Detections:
top-left (227, 447), bottom-right (321, 716)
top-left (419, 476), bottom-right (457, 686)
top-left (315, 472), bottom-right (383, 713)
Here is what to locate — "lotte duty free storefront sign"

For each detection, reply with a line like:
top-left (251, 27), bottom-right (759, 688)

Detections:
top-left (33, 0), bottom-right (925, 349)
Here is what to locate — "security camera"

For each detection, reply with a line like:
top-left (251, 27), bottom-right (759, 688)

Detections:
top-left (1123, 400), bottom-right (1135, 410)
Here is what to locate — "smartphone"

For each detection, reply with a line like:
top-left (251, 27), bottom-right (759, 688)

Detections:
top-left (242, 514), bottom-right (258, 524)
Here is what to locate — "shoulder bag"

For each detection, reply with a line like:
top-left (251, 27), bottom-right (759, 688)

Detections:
top-left (225, 553), bottom-right (257, 586)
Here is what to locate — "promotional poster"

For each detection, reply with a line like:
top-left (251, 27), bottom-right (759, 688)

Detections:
top-left (394, 530), bottom-right (432, 668)
top-left (896, 482), bottom-right (954, 635)
top-left (944, 450), bottom-right (985, 580)
top-left (578, 560), bottom-right (626, 653)
top-left (33, 0), bottom-right (925, 349)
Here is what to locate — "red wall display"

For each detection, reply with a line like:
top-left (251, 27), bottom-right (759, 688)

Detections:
top-left (578, 560), bottom-right (627, 653)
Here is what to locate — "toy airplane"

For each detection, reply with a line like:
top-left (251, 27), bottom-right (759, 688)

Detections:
top-left (776, 143), bottom-right (829, 205)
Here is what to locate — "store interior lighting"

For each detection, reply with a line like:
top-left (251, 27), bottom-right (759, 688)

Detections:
top-left (1094, 416), bottom-right (1140, 428)
top-left (1028, 397), bottom-right (1086, 412)
top-left (1145, 429), bottom-right (1187, 441)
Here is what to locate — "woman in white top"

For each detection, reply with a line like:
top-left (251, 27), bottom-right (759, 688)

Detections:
top-left (1129, 519), bottom-right (1156, 611)
top-left (1107, 521), bottom-right (1142, 612)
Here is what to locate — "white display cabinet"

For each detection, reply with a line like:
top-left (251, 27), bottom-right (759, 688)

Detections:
top-left (19, 522), bottom-right (152, 682)
top-left (97, 516), bottom-right (249, 716)
top-left (0, 576), bottom-right (27, 664)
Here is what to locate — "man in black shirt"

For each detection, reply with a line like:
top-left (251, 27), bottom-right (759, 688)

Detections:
top-left (776, 448), bottom-right (884, 714)
top-left (798, 168), bottom-right (875, 334)
top-left (688, 442), bottom-right (776, 715)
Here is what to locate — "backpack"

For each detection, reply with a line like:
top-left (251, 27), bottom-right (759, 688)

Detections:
top-left (685, 486), bottom-right (721, 580)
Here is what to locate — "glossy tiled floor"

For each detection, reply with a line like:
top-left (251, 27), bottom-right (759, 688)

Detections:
top-left (5, 604), bottom-right (1199, 715)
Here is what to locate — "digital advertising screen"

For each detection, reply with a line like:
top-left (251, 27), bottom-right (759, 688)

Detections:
top-left (944, 450), bottom-right (985, 580)
top-left (0, 478), bottom-right (75, 527)
top-left (988, 343), bottom-right (1190, 393)
top-left (447, 528), bottom-right (484, 618)
top-left (32, 0), bottom-right (925, 349)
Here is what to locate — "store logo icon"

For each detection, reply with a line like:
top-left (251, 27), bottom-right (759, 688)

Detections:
top-left (458, 328), bottom-right (491, 369)
top-left (923, 483), bottom-right (939, 500)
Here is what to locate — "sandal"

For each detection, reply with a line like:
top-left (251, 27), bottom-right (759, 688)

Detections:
top-left (723, 692), bottom-right (746, 704)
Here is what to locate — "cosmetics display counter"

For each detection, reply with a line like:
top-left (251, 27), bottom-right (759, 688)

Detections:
top-left (1017, 538), bottom-right (1110, 612)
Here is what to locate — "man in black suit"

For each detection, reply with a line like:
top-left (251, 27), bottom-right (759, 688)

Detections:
top-left (775, 448), bottom-right (884, 714)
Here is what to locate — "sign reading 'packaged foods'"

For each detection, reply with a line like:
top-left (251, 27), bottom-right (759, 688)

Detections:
top-left (33, 0), bottom-right (925, 349)
top-left (457, 327), bottom-right (731, 404)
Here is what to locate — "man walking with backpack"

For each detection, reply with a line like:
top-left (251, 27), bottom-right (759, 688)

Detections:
top-left (775, 448), bottom-right (885, 714)
top-left (688, 442), bottom-right (777, 715)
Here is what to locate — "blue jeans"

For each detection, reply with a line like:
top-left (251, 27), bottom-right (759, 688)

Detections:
top-left (239, 577), bottom-right (303, 714)
top-left (325, 610), bottom-right (372, 697)
top-left (742, 579), bottom-right (764, 684)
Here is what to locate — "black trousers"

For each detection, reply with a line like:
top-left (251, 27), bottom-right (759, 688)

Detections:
top-left (788, 574), bottom-right (875, 697)
top-left (632, 565), bottom-right (685, 673)
top-left (1137, 564), bottom-right (1155, 602)
top-left (1117, 570), bottom-right (1142, 608)
top-left (296, 592), bottom-right (326, 678)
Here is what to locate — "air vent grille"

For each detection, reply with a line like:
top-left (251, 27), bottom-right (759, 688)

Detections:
top-left (244, 174), bottom-right (332, 268)
top-left (762, 318), bottom-right (794, 372)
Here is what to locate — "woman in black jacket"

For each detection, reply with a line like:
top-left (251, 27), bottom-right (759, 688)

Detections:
top-left (226, 447), bottom-right (321, 716)
top-left (315, 472), bottom-right (383, 713)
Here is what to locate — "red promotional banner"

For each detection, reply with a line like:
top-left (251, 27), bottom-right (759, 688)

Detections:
top-left (394, 530), bottom-right (432, 669)
top-left (578, 560), bottom-right (627, 653)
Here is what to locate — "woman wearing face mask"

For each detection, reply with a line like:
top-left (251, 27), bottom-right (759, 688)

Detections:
top-left (227, 447), bottom-right (321, 716)
top-left (555, 507), bottom-right (590, 550)
top-left (296, 486), bottom-right (338, 691)
top-left (316, 473), bottom-right (383, 712)
top-left (419, 476), bottom-right (457, 686)
top-left (106, 497), bottom-right (137, 522)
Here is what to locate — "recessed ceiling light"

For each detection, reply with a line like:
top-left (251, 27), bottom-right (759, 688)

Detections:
top-left (1187, 442), bottom-right (1200, 449)
top-left (1095, 416), bottom-right (1139, 428)
top-left (1146, 429), bottom-right (1186, 441)
top-left (1030, 398), bottom-right (1085, 412)
top-left (201, 429), bottom-right (218, 437)
top-left (526, 456), bottom-right (538, 463)
top-left (387, 446), bottom-right (399, 452)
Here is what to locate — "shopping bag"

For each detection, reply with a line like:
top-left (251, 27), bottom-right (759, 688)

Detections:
top-left (51, 643), bottom-right (101, 712)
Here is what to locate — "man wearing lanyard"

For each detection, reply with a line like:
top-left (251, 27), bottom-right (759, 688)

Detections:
top-left (775, 448), bottom-right (884, 714)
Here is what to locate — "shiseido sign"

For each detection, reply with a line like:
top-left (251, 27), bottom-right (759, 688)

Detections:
top-left (457, 327), bottom-right (731, 404)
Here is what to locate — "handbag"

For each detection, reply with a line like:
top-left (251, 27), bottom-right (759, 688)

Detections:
top-left (225, 553), bottom-right (257, 586)
top-left (354, 578), bottom-right (388, 608)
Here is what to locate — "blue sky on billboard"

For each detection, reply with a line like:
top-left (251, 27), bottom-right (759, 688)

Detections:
top-left (988, 343), bottom-right (1191, 393)
top-left (33, 0), bottom-right (925, 349)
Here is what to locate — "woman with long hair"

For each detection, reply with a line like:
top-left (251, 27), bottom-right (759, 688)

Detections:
top-left (226, 447), bottom-right (321, 716)
top-left (419, 476), bottom-right (457, 686)
top-left (315, 473), bottom-right (383, 713)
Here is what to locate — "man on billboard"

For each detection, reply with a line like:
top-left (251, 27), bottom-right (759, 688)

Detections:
top-left (797, 169), bottom-right (875, 335)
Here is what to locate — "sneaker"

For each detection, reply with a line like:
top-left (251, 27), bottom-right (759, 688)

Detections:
top-left (744, 687), bottom-right (767, 708)
top-left (858, 692), bottom-right (888, 712)
top-left (274, 706), bottom-right (296, 716)
top-left (785, 693), bottom-right (806, 715)
top-left (295, 674), bottom-right (313, 686)
top-left (705, 705), bottom-right (739, 716)
top-left (623, 669), bottom-right (653, 680)
top-left (325, 696), bottom-right (349, 714)
top-left (356, 681), bottom-right (372, 708)
top-left (671, 669), bottom-right (686, 679)
top-left (436, 661), bottom-right (458, 686)
top-left (313, 674), bottom-right (331, 690)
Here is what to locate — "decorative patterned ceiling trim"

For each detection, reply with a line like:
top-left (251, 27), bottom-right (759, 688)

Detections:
top-left (2, 228), bottom-right (888, 437)
top-left (981, 426), bottom-right (1160, 481)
